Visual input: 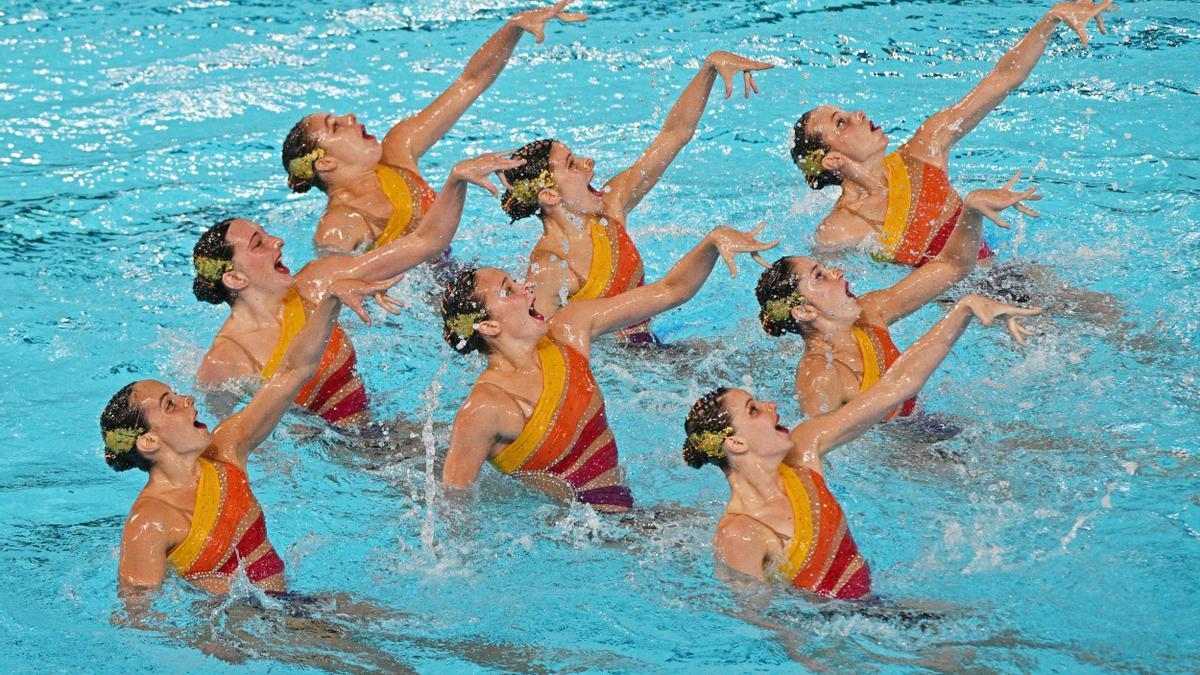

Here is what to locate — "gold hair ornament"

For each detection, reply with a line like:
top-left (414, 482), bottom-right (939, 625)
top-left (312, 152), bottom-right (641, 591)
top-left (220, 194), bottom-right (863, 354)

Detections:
top-left (103, 427), bottom-right (145, 455)
top-left (502, 169), bottom-right (555, 210)
top-left (764, 292), bottom-right (807, 322)
top-left (287, 147), bottom-right (326, 182)
top-left (447, 311), bottom-right (487, 342)
top-left (194, 255), bottom-right (233, 282)
top-left (794, 149), bottom-right (827, 181)
top-left (687, 426), bottom-right (733, 461)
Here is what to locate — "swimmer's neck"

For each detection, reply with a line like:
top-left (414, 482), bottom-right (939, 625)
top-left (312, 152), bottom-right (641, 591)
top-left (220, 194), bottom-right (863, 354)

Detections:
top-left (146, 447), bottom-right (205, 492)
top-left (539, 207), bottom-right (591, 241)
top-left (230, 285), bottom-right (292, 329)
top-left (726, 456), bottom-right (789, 512)
top-left (486, 335), bottom-right (544, 373)
top-left (803, 315), bottom-right (862, 353)
top-left (324, 166), bottom-right (384, 201)
top-left (839, 151), bottom-right (888, 200)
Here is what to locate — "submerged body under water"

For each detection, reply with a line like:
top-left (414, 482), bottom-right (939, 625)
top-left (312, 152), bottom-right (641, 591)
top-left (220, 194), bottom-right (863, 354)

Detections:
top-left (2, 0), bottom-right (1198, 671)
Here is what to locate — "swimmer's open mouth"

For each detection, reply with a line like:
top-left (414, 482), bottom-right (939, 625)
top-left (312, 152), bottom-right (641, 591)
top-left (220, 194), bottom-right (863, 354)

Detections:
top-left (587, 183), bottom-right (603, 197)
top-left (360, 124), bottom-right (375, 141)
top-left (192, 412), bottom-right (207, 430)
top-left (845, 280), bottom-right (855, 298)
top-left (528, 300), bottom-right (545, 322)
top-left (869, 120), bottom-right (881, 133)
top-left (775, 413), bottom-right (788, 434)
top-left (274, 253), bottom-right (290, 275)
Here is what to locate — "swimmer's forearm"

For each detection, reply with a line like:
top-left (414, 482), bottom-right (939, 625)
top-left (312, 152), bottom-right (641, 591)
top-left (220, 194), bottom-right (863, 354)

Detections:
top-left (938, 206), bottom-right (984, 269)
top-left (278, 294), bottom-right (341, 382)
top-left (656, 234), bottom-right (722, 307)
top-left (457, 19), bottom-right (528, 97)
top-left (878, 302), bottom-right (973, 401)
top-left (609, 58), bottom-right (720, 212)
top-left (987, 14), bottom-right (1061, 96)
top-left (411, 177), bottom-right (469, 257)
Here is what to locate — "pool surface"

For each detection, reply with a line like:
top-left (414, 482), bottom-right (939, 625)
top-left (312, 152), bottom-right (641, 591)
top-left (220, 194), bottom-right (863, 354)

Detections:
top-left (2, 0), bottom-right (1198, 671)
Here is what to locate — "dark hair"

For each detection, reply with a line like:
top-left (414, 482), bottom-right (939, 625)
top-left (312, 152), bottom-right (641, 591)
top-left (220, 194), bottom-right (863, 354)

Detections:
top-left (281, 117), bottom-right (326, 194)
top-left (790, 110), bottom-right (841, 190)
top-left (440, 268), bottom-right (492, 355)
top-left (192, 219), bottom-right (236, 305)
top-left (682, 388), bottom-right (732, 470)
top-left (755, 257), bottom-right (815, 338)
top-left (499, 138), bottom-right (557, 222)
top-left (100, 382), bottom-right (153, 473)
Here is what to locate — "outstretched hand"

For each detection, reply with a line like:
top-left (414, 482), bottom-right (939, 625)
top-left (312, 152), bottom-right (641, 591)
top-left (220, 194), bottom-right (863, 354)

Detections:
top-left (1050, 0), bottom-right (1117, 46)
top-left (964, 169), bottom-right (1042, 229)
top-left (707, 51), bottom-right (773, 99)
top-left (329, 275), bottom-right (405, 327)
top-left (710, 221), bottom-right (779, 278)
top-left (451, 151), bottom-right (526, 197)
top-left (512, 0), bottom-right (587, 44)
top-left (960, 294), bottom-right (1044, 346)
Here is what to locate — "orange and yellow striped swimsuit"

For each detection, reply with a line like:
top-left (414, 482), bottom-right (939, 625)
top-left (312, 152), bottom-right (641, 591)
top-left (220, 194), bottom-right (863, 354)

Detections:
top-left (851, 322), bottom-right (917, 419)
top-left (261, 289), bottom-right (369, 425)
top-left (166, 458), bottom-right (285, 592)
top-left (568, 215), bottom-right (656, 343)
top-left (373, 165), bottom-right (438, 248)
top-left (488, 337), bottom-right (633, 512)
top-left (875, 144), bottom-right (991, 267)
top-left (774, 465), bottom-right (871, 600)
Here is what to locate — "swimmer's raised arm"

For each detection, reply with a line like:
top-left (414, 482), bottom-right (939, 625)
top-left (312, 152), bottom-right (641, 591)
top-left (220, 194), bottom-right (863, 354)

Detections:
top-left (789, 295), bottom-right (1042, 463)
top-left (910, 0), bottom-right (1116, 164)
top-left (860, 171), bottom-right (1042, 325)
top-left (300, 153), bottom-right (522, 290)
top-left (556, 223), bottom-right (778, 344)
top-left (604, 51), bottom-right (772, 215)
top-left (381, 1), bottom-right (586, 169)
top-left (212, 277), bottom-right (399, 465)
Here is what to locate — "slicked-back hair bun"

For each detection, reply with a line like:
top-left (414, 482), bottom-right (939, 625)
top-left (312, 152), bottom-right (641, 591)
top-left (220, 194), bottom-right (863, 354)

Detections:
top-left (499, 138), bottom-right (556, 222)
top-left (192, 219), bottom-right (236, 305)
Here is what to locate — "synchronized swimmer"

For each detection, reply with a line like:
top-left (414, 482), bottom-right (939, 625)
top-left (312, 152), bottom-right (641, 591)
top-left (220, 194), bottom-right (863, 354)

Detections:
top-left (98, 0), bottom-right (1119, 610)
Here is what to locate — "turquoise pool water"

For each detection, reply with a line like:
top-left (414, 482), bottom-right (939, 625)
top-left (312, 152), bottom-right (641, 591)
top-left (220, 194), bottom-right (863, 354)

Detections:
top-left (2, 0), bottom-right (1198, 671)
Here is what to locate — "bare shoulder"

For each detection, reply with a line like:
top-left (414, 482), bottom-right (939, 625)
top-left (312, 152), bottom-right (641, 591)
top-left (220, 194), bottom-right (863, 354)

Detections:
top-left (124, 493), bottom-right (188, 545)
top-left (459, 379), bottom-right (526, 441)
top-left (314, 206), bottom-right (371, 254)
top-left (716, 512), bottom-right (774, 544)
top-left (197, 334), bottom-right (256, 383)
top-left (815, 207), bottom-right (873, 249)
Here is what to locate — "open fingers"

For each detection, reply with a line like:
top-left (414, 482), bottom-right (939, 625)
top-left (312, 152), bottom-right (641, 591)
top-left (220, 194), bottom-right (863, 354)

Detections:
top-left (749, 72), bottom-right (760, 95)
top-left (743, 71), bottom-right (751, 99)
top-left (346, 298), bottom-right (372, 326)
top-left (751, 252), bottom-right (773, 269)
top-left (468, 176), bottom-right (500, 197)
top-left (1014, 203), bottom-right (1041, 218)
top-left (556, 11), bottom-right (587, 22)
top-left (1008, 318), bottom-right (1027, 347)
top-left (1001, 169), bottom-right (1022, 191)
top-left (371, 274), bottom-right (405, 292)
top-left (721, 72), bottom-right (734, 99)
top-left (748, 219), bottom-right (766, 236)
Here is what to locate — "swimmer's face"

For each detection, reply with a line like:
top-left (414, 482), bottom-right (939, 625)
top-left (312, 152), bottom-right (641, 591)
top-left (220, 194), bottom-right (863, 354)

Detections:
top-left (131, 380), bottom-right (212, 458)
top-left (474, 268), bottom-right (548, 344)
top-left (224, 219), bottom-right (293, 295)
top-left (722, 388), bottom-right (794, 458)
top-left (805, 105), bottom-right (888, 163)
top-left (304, 112), bottom-right (382, 172)
top-left (789, 256), bottom-right (862, 325)
top-left (546, 141), bottom-right (604, 215)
